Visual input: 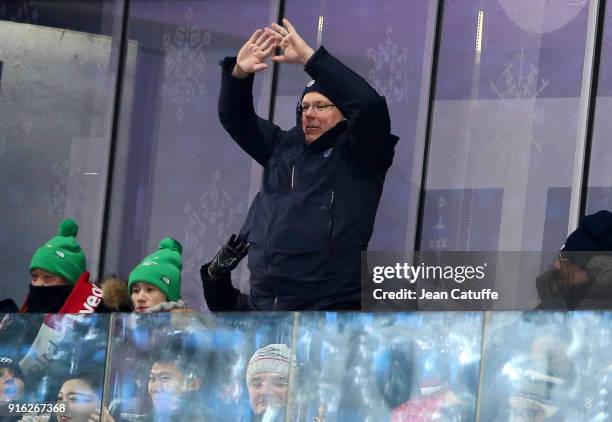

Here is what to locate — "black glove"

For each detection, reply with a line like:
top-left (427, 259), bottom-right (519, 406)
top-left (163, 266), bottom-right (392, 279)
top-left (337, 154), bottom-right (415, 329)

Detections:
top-left (206, 234), bottom-right (249, 280)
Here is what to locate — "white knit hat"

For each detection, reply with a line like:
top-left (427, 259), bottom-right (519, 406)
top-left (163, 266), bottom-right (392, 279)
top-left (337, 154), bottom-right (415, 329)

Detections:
top-left (246, 344), bottom-right (298, 384)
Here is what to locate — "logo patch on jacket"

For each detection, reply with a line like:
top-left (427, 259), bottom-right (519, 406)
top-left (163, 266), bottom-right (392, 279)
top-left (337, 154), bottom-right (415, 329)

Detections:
top-left (323, 147), bottom-right (333, 158)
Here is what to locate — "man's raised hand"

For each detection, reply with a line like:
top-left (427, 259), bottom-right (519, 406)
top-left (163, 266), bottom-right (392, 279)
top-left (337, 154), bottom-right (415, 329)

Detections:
top-left (233, 29), bottom-right (281, 78)
top-left (268, 18), bottom-right (315, 65)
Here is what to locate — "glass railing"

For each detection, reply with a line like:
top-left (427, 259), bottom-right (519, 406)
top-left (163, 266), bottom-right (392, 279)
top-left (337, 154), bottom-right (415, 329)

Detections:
top-left (1, 311), bottom-right (610, 421)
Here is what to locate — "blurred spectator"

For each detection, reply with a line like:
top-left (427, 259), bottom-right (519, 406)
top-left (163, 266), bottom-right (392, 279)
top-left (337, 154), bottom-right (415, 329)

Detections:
top-left (0, 357), bottom-right (25, 403)
top-left (245, 344), bottom-right (298, 422)
top-left (144, 345), bottom-right (206, 421)
top-left (390, 349), bottom-right (474, 422)
top-left (0, 355), bottom-right (26, 421)
top-left (51, 373), bottom-right (107, 422)
top-left (375, 342), bottom-right (415, 413)
top-left (107, 337), bottom-right (208, 422)
top-left (493, 327), bottom-right (576, 422)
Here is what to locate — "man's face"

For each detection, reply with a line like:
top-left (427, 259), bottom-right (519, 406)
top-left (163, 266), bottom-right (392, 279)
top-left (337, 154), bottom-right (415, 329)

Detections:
top-left (30, 268), bottom-right (67, 286)
top-left (148, 361), bottom-right (199, 414)
top-left (247, 371), bottom-right (289, 416)
top-left (554, 254), bottom-right (589, 285)
top-left (56, 378), bottom-right (100, 422)
top-left (131, 282), bottom-right (167, 312)
top-left (301, 92), bottom-right (344, 144)
top-left (0, 367), bottom-right (24, 402)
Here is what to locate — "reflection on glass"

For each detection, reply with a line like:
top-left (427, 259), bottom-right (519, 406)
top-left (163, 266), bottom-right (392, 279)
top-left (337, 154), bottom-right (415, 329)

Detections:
top-left (0, 314), bottom-right (108, 416)
top-left (292, 313), bottom-right (482, 421)
top-left (479, 312), bottom-right (612, 421)
top-left (105, 313), bottom-right (482, 421)
top-left (105, 313), bottom-right (294, 421)
top-left (8, 312), bottom-right (612, 420)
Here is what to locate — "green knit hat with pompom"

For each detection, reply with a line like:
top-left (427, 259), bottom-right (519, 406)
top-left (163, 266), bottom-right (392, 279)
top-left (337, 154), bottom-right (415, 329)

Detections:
top-left (29, 219), bottom-right (87, 285)
top-left (128, 238), bottom-right (183, 302)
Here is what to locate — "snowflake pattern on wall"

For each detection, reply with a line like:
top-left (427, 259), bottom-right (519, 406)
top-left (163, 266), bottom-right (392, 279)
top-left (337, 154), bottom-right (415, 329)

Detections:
top-left (0, 1), bottom-right (38, 23)
top-left (485, 49), bottom-right (548, 171)
top-left (490, 50), bottom-right (549, 100)
top-left (367, 26), bottom-right (409, 104)
top-left (161, 7), bottom-right (210, 122)
top-left (182, 170), bottom-right (246, 277)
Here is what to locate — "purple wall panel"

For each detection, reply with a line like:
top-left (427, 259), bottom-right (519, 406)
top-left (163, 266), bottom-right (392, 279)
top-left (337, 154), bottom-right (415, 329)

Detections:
top-left (423, 0), bottom-right (591, 253)
top-left (437, 0), bottom-right (589, 100)
top-left (587, 4), bottom-right (612, 210)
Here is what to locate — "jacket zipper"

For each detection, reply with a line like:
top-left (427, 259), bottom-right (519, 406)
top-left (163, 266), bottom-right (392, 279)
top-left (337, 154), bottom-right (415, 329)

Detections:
top-left (329, 190), bottom-right (335, 243)
top-left (290, 165), bottom-right (295, 190)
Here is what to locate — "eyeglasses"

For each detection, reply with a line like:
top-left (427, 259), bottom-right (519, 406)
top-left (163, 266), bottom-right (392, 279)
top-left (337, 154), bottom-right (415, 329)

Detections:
top-left (558, 251), bottom-right (569, 265)
top-left (297, 103), bottom-right (336, 113)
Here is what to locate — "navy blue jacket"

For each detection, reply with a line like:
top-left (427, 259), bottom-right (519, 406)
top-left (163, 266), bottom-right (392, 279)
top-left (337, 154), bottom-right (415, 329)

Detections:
top-left (218, 46), bottom-right (398, 310)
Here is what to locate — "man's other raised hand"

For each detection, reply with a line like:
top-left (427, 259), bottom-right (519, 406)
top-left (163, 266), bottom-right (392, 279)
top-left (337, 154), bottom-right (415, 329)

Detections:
top-left (233, 28), bottom-right (281, 78)
top-left (268, 18), bottom-right (315, 65)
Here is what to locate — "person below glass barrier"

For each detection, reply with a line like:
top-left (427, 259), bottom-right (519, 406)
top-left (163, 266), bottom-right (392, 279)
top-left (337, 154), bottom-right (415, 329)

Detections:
top-left (144, 350), bottom-right (204, 421)
top-left (128, 238), bottom-right (194, 313)
top-left (537, 210), bottom-right (612, 309)
top-left (49, 373), bottom-right (109, 422)
top-left (210, 18), bottom-right (399, 311)
top-left (497, 331), bottom-right (576, 422)
top-left (0, 355), bottom-right (26, 421)
top-left (0, 357), bottom-right (25, 404)
top-left (390, 349), bottom-right (474, 422)
top-left (245, 344), bottom-right (299, 422)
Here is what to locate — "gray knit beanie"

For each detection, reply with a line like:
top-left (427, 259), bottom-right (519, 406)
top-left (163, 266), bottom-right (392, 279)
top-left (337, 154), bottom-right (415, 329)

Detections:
top-left (246, 344), bottom-right (298, 384)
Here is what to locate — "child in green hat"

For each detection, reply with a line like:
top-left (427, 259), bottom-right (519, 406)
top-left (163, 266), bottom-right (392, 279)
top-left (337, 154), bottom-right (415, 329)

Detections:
top-left (22, 218), bottom-right (87, 312)
top-left (128, 238), bottom-right (192, 313)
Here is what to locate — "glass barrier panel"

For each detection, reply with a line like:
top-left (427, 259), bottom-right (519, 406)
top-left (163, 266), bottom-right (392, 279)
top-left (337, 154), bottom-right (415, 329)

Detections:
top-left (104, 312), bottom-right (294, 421)
top-left (0, 313), bottom-right (110, 419)
top-left (293, 312), bottom-right (483, 421)
top-left (478, 311), bottom-right (612, 421)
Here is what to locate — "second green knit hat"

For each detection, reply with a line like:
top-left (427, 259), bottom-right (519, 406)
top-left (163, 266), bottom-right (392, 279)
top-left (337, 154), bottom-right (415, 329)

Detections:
top-left (128, 237), bottom-right (183, 302)
top-left (29, 218), bottom-right (86, 285)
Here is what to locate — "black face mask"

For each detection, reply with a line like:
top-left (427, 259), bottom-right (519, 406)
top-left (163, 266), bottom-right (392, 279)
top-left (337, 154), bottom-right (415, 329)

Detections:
top-left (25, 284), bottom-right (73, 313)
